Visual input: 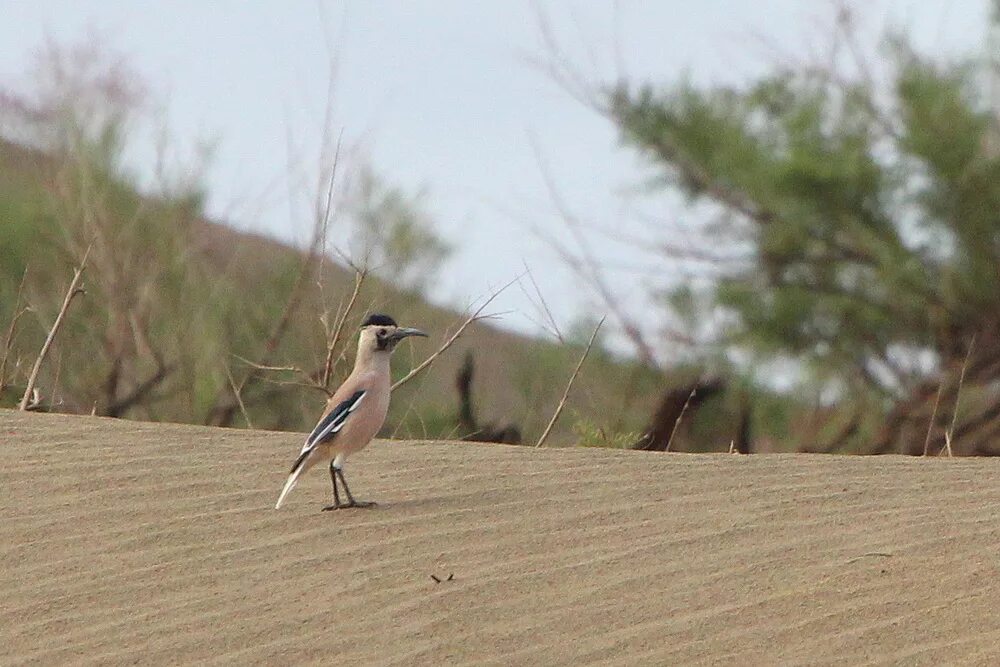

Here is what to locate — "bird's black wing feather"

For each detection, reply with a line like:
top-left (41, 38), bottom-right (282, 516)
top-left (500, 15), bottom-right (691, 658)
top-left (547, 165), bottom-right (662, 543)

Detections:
top-left (289, 389), bottom-right (366, 473)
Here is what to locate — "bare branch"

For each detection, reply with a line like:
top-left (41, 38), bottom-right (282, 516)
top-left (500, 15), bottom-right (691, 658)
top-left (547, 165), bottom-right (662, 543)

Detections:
top-left (19, 246), bottom-right (91, 411)
top-left (322, 268), bottom-right (367, 388)
top-left (230, 354), bottom-right (330, 395)
top-left (0, 266), bottom-right (30, 392)
top-left (224, 364), bottom-right (254, 430)
top-left (231, 355), bottom-right (305, 374)
top-left (282, 130), bottom-right (345, 317)
top-left (520, 261), bottom-right (564, 343)
top-left (530, 136), bottom-right (658, 366)
top-left (665, 386), bottom-right (697, 453)
top-left (536, 316), bottom-right (605, 447)
top-left (942, 335), bottom-right (975, 457)
top-left (207, 133), bottom-right (345, 425)
top-left (922, 385), bottom-right (943, 457)
top-left (528, 1), bottom-right (605, 111)
top-left (316, 128), bottom-right (345, 286)
top-left (23, 388), bottom-right (42, 411)
top-left (391, 276), bottom-right (520, 392)
top-left (253, 375), bottom-right (331, 393)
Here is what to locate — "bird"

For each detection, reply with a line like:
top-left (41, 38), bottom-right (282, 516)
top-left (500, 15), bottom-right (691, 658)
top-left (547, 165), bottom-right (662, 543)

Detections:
top-left (275, 313), bottom-right (427, 510)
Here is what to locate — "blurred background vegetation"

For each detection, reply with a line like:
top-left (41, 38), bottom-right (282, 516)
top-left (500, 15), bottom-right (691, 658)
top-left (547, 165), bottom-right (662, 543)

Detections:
top-left (3, 4), bottom-right (1000, 455)
top-left (545, 1), bottom-right (1000, 455)
top-left (0, 40), bottom-right (665, 447)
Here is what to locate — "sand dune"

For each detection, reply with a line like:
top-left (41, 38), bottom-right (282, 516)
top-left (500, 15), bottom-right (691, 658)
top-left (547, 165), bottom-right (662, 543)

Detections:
top-left (3, 410), bottom-right (1000, 665)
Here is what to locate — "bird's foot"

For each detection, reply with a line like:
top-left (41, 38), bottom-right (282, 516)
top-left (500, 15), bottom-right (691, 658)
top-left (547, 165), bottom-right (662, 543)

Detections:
top-left (322, 500), bottom-right (377, 511)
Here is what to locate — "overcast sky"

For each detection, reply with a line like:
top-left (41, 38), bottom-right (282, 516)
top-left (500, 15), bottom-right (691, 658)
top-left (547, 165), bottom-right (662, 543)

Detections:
top-left (0, 0), bottom-right (989, 356)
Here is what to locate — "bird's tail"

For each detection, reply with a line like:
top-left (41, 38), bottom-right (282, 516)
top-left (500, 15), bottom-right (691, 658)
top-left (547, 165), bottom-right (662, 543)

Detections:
top-left (275, 456), bottom-right (309, 509)
top-left (274, 470), bottom-right (302, 509)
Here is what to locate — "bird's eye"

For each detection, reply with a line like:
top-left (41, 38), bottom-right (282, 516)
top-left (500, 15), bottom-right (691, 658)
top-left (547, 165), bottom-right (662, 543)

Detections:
top-left (377, 329), bottom-right (387, 338)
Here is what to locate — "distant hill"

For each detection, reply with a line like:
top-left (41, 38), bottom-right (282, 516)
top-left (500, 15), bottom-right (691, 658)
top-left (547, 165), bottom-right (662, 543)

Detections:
top-left (0, 138), bottom-right (662, 444)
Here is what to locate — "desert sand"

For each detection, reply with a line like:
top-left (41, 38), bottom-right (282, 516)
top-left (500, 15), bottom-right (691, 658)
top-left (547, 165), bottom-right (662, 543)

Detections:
top-left (3, 409), bottom-right (1000, 665)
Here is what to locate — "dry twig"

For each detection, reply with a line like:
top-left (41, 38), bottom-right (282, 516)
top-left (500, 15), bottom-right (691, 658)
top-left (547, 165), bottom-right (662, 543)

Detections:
top-left (520, 261), bottom-right (564, 343)
top-left (225, 365), bottom-right (254, 429)
top-left (922, 385), bottom-right (943, 457)
top-left (942, 335), bottom-right (975, 457)
top-left (530, 136), bottom-right (658, 366)
top-left (391, 277), bottom-right (520, 392)
top-left (321, 268), bottom-right (367, 388)
top-left (231, 356), bottom-right (304, 374)
top-left (230, 355), bottom-right (328, 394)
top-left (19, 247), bottom-right (91, 411)
top-left (665, 386), bottom-right (697, 453)
top-left (536, 316), bottom-right (605, 448)
top-left (0, 267), bottom-right (30, 392)
top-left (23, 388), bottom-right (42, 411)
top-left (208, 136), bottom-right (345, 425)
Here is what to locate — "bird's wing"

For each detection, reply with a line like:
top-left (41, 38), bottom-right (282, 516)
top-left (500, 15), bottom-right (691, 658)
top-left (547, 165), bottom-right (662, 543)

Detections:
top-left (277, 388), bottom-right (367, 509)
top-left (297, 388), bottom-right (366, 455)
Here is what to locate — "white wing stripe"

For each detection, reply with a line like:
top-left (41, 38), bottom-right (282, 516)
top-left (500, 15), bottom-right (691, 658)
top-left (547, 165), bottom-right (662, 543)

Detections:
top-left (315, 392), bottom-right (363, 443)
top-left (299, 390), bottom-right (366, 455)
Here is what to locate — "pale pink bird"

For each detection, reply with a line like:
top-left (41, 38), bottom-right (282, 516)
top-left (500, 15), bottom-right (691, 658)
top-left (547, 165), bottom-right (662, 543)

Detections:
top-left (275, 314), bottom-right (427, 510)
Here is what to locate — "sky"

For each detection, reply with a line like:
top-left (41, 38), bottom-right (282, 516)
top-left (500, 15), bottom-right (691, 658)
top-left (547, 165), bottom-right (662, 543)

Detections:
top-left (0, 0), bottom-right (990, 358)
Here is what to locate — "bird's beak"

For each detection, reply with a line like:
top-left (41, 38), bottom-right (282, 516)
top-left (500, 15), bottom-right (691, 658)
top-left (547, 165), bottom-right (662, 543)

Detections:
top-left (391, 327), bottom-right (428, 342)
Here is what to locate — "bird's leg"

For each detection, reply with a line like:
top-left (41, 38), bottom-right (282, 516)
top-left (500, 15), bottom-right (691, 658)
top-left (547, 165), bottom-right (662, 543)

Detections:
top-left (334, 467), bottom-right (376, 509)
top-left (322, 460), bottom-right (343, 511)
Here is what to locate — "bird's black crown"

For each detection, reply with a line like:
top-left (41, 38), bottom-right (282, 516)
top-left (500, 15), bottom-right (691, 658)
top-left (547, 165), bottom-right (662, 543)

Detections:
top-left (362, 313), bottom-right (397, 328)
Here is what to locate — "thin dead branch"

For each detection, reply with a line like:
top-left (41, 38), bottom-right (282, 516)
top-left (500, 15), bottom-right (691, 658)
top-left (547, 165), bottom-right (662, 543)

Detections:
top-left (520, 261), bottom-right (564, 343)
top-left (231, 354), bottom-right (322, 386)
top-left (230, 354), bottom-right (331, 396)
top-left (391, 276), bottom-right (520, 393)
top-left (389, 368), bottom-right (462, 440)
top-left (260, 255), bottom-right (318, 362)
top-left (317, 130), bottom-right (345, 257)
top-left (19, 247), bottom-right (90, 411)
top-left (0, 267), bottom-right (30, 392)
top-left (49, 348), bottom-right (64, 411)
top-left (942, 335), bottom-right (975, 457)
top-left (665, 387), bottom-right (697, 453)
top-left (322, 268), bottom-right (367, 388)
top-left (207, 138), bottom-right (345, 425)
top-left (922, 385), bottom-right (943, 457)
top-left (528, 2), bottom-right (605, 110)
top-left (23, 388), bottom-right (42, 411)
top-left (530, 135), bottom-right (658, 366)
top-left (225, 365), bottom-right (254, 429)
top-left (633, 378), bottom-right (724, 452)
top-left (536, 316), bottom-right (605, 447)
top-left (231, 355), bottom-right (304, 374)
